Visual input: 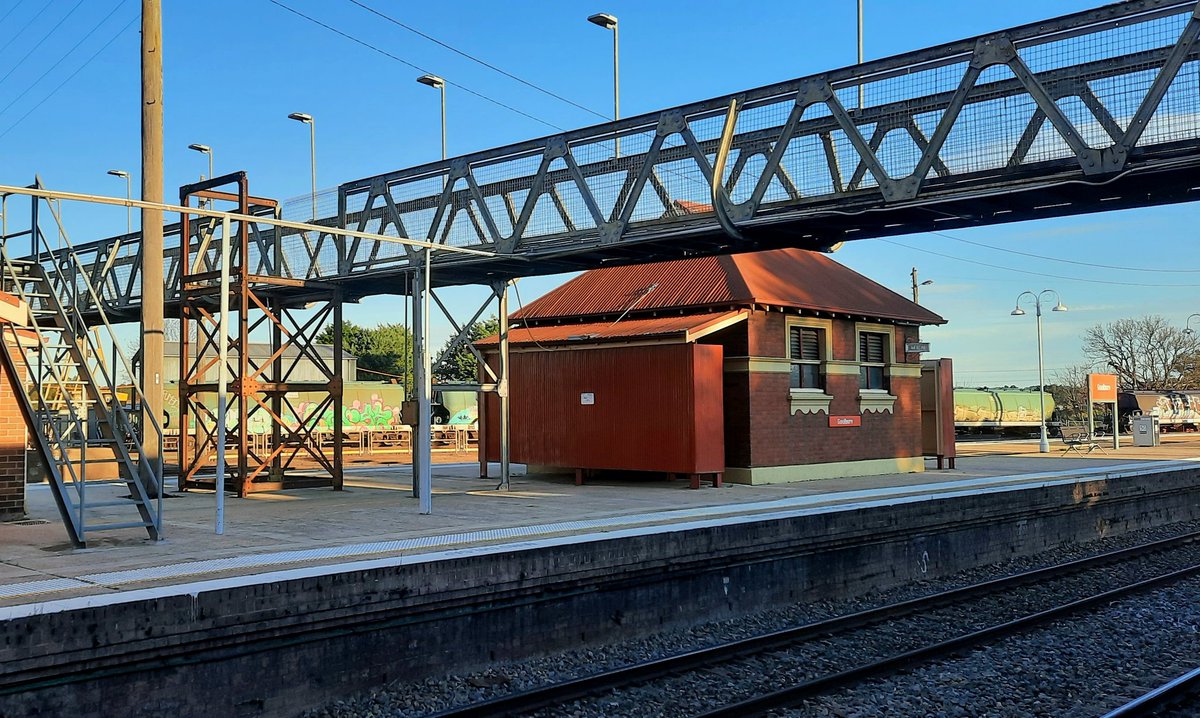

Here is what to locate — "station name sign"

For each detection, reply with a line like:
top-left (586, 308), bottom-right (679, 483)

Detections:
top-left (905, 342), bottom-right (930, 353)
top-left (1087, 373), bottom-right (1118, 403)
top-left (828, 415), bottom-right (862, 428)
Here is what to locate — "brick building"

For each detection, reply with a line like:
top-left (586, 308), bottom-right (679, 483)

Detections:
top-left (480, 248), bottom-right (945, 484)
top-left (0, 293), bottom-right (29, 519)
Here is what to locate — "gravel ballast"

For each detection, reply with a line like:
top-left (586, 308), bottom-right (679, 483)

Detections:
top-left (308, 518), bottom-right (1200, 718)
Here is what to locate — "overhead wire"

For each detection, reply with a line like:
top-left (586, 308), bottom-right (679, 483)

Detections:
top-left (879, 238), bottom-right (1200, 288)
top-left (0, 0), bottom-right (127, 122)
top-left (0, 0), bottom-right (29, 27)
top-left (0, 12), bottom-right (139, 141)
top-left (0, 0), bottom-right (52, 56)
top-left (926, 229), bottom-right (1200, 274)
top-left (0, 0), bottom-right (88, 88)
top-left (344, 0), bottom-right (608, 121)
top-left (267, 0), bottom-right (567, 131)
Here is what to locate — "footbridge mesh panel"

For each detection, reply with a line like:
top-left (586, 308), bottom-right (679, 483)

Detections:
top-left (28, 0), bottom-right (1200, 316)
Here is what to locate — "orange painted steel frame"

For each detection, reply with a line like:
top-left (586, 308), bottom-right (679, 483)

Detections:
top-left (177, 172), bottom-right (344, 495)
top-left (483, 343), bottom-right (724, 477)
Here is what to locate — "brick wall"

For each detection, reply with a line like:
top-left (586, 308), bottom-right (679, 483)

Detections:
top-left (728, 312), bottom-right (924, 468)
top-left (0, 345), bottom-right (26, 520)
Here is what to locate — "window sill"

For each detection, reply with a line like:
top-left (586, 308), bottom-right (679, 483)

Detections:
top-left (789, 390), bottom-right (833, 416)
top-left (858, 391), bottom-right (897, 414)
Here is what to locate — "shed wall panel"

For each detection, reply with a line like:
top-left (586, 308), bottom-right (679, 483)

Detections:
top-left (485, 344), bottom-right (724, 475)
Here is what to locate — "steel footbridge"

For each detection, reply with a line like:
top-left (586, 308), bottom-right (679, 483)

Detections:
top-left (13, 0), bottom-right (1200, 317)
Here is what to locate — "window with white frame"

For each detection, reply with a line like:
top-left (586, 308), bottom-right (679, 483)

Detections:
top-left (789, 326), bottom-right (824, 390)
top-left (858, 331), bottom-right (889, 391)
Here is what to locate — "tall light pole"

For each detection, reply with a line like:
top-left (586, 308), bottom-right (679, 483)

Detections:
top-left (911, 266), bottom-right (932, 304)
top-left (1011, 290), bottom-right (1068, 453)
top-left (1185, 313), bottom-right (1200, 335)
top-left (107, 170), bottom-right (132, 234)
top-left (414, 73), bottom-right (447, 510)
top-left (857, 0), bottom-right (864, 110)
top-left (287, 113), bottom-right (317, 222)
top-left (588, 12), bottom-right (619, 156)
top-left (416, 75), bottom-right (446, 160)
top-left (187, 143), bottom-right (213, 181)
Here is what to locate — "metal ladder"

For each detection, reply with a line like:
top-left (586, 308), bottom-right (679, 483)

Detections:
top-left (0, 189), bottom-right (163, 547)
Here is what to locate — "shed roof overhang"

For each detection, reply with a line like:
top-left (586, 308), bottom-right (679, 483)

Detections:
top-left (477, 310), bottom-right (748, 349)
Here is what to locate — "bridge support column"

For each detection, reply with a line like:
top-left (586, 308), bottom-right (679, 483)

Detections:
top-left (413, 250), bottom-right (432, 514)
top-left (496, 280), bottom-right (510, 491)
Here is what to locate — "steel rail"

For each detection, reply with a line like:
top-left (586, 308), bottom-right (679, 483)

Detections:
top-left (698, 563), bottom-right (1200, 716)
top-left (1099, 666), bottom-right (1200, 717)
top-left (427, 529), bottom-right (1200, 718)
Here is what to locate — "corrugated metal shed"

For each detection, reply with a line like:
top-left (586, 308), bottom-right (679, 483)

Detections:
top-left (513, 248), bottom-right (945, 326)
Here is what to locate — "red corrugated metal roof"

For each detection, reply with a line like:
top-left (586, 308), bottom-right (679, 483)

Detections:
top-left (477, 311), bottom-right (747, 346)
top-left (513, 248), bottom-right (945, 325)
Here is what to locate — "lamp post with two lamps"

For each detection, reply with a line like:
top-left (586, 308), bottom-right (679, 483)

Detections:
top-left (1185, 314), bottom-right (1200, 336)
top-left (1011, 290), bottom-right (1068, 453)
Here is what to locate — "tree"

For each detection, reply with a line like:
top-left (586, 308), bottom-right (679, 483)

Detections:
top-left (1081, 315), bottom-right (1200, 390)
top-left (434, 316), bottom-right (500, 383)
top-left (316, 320), bottom-right (412, 386)
top-left (1048, 363), bottom-right (1097, 423)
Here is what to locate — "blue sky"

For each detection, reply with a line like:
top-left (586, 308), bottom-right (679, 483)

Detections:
top-left (0, 0), bottom-right (1196, 387)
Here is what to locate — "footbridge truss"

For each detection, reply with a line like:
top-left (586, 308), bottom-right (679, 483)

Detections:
top-left (26, 0), bottom-right (1200, 318)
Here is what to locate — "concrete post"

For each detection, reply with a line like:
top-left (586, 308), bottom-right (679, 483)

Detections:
top-left (139, 0), bottom-right (164, 499)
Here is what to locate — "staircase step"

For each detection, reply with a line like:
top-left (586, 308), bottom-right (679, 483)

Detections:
top-left (80, 499), bottom-right (135, 509)
top-left (82, 521), bottom-right (154, 532)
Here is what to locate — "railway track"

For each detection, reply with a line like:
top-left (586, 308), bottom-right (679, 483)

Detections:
top-left (1099, 666), bottom-right (1200, 718)
top-left (429, 529), bottom-right (1200, 718)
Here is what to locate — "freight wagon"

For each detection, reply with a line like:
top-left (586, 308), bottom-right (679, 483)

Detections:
top-left (953, 388), bottom-right (1056, 435)
top-left (1118, 390), bottom-right (1200, 432)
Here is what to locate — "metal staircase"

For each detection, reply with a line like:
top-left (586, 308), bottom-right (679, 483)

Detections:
top-left (0, 188), bottom-right (163, 546)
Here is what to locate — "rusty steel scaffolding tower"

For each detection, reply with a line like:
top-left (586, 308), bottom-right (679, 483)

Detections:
top-left (177, 173), bottom-right (344, 495)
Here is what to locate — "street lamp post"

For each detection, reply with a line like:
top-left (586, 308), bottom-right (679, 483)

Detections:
top-left (187, 144), bottom-right (214, 209)
top-left (857, 0), bottom-right (864, 110)
top-left (910, 266), bottom-right (933, 304)
top-left (1185, 313), bottom-right (1200, 335)
top-left (107, 170), bottom-right (132, 234)
top-left (414, 73), bottom-right (448, 509)
top-left (416, 75), bottom-right (446, 160)
top-left (587, 12), bottom-right (619, 157)
top-left (187, 143), bottom-right (213, 180)
top-left (287, 113), bottom-right (317, 222)
top-left (1011, 290), bottom-right (1068, 453)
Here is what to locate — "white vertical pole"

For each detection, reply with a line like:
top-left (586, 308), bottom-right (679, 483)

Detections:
top-left (612, 21), bottom-right (620, 158)
top-left (857, 0), bottom-right (864, 110)
top-left (1035, 302), bottom-right (1049, 453)
top-left (498, 281), bottom-right (511, 491)
top-left (216, 215), bottom-right (231, 534)
top-left (414, 249), bottom-right (432, 514)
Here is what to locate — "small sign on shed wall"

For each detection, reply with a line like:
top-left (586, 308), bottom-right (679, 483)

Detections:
top-left (580, 392), bottom-right (595, 405)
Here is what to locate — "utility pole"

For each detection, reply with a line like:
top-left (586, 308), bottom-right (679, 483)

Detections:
top-left (911, 266), bottom-right (932, 304)
top-left (141, 0), bottom-right (164, 499)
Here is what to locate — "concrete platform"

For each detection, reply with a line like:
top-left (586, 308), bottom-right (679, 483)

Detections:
top-left (2, 433), bottom-right (1197, 608)
top-left (5, 435), bottom-right (1200, 718)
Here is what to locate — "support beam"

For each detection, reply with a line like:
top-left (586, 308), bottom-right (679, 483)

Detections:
top-left (496, 280), bottom-right (511, 491)
top-left (413, 250), bottom-right (432, 513)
